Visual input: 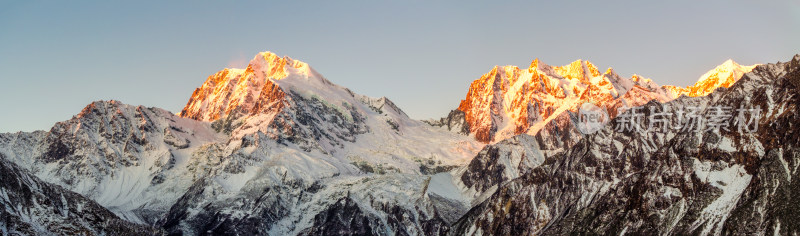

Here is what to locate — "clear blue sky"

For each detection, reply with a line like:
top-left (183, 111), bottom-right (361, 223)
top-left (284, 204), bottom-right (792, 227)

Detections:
top-left (1, 1), bottom-right (798, 132)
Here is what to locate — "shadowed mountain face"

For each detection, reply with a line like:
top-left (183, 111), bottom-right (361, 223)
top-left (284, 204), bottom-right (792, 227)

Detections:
top-left (0, 50), bottom-right (793, 235)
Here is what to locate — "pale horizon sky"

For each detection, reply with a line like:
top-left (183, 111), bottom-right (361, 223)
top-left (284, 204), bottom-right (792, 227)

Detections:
top-left (1, 1), bottom-right (799, 132)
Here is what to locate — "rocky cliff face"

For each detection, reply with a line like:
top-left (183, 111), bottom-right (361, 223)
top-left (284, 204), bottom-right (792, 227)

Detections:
top-left (452, 55), bottom-right (800, 235)
top-left (424, 109), bottom-right (471, 135)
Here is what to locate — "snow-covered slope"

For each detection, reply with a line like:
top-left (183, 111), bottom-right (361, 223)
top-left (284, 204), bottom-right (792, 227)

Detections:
top-left (178, 51), bottom-right (482, 172)
top-left (154, 51), bottom-right (484, 234)
top-left (0, 152), bottom-right (161, 235)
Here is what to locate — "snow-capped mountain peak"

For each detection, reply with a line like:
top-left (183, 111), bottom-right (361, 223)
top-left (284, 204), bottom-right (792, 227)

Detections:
top-left (687, 59), bottom-right (757, 96)
top-left (455, 58), bottom-right (674, 143)
top-left (249, 51), bottom-right (313, 81)
top-left (179, 51), bottom-right (332, 122)
top-left (553, 59), bottom-right (602, 82)
top-left (454, 57), bottom-right (758, 143)
top-left (529, 58), bottom-right (542, 69)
